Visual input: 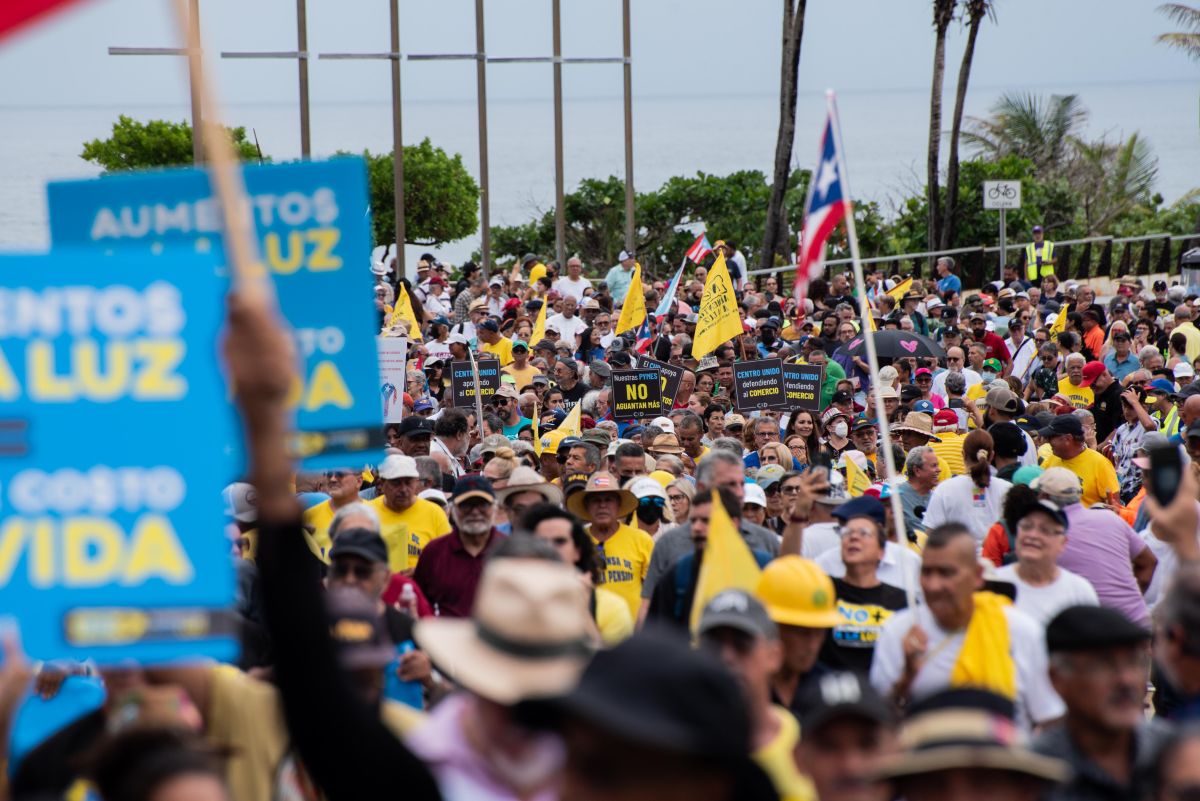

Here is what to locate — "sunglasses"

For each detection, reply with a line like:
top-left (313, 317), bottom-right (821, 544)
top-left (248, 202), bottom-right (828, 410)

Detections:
top-left (639, 497), bottom-right (665, 508)
top-left (331, 561), bottom-right (377, 580)
top-left (325, 470), bottom-right (353, 480)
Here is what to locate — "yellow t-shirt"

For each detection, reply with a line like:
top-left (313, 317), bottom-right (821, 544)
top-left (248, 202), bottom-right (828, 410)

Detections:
top-left (303, 499), bottom-right (336, 558)
top-left (754, 706), bottom-right (817, 801)
top-left (595, 587), bottom-right (634, 645)
top-left (1056, 378), bottom-right (1094, 409)
top-left (481, 336), bottom-right (514, 366)
top-left (369, 496), bottom-right (453, 572)
top-left (1176, 321), bottom-right (1200, 363)
top-left (930, 431), bottom-right (966, 482)
top-left (503, 361), bottom-right (540, 390)
top-left (589, 522), bottom-right (654, 618)
top-left (1041, 448), bottom-right (1119, 508)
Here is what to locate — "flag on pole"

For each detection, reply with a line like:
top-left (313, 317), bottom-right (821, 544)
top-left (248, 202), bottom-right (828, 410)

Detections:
top-left (532, 405), bottom-right (542, 456)
top-left (529, 296), bottom-right (549, 347)
top-left (616, 264), bottom-right (647, 334)
top-left (685, 234), bottom-right (713, 265)
top-left (689, 490), bottom-right (764, 634)
top-left (0, 0), bottom-right (87, 40)
top-left (886, 277), bottom-right (913, 303)
top-left (693, 254), bottom-right (743, 359)
top-left (794, 114), bottom-right (850, 304)
top-left (559, 401), bottom-right (583, 437)
top-left (844, 452), bottom-right (872, 497)
top-left (395, 283), bottom-right (423, 341)
top-left (1048, 308), bottom-right (1068, 335)
top-left (654, 259), bottom-right (687, 320)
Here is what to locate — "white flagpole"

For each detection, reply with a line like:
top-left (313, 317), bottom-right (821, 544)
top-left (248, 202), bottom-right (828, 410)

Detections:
top-left (826, 90), bottom-right (914, 609)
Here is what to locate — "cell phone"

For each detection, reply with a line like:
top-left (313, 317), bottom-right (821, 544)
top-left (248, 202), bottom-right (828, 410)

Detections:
top-left (1146, 441), bottom-right (1183, 508)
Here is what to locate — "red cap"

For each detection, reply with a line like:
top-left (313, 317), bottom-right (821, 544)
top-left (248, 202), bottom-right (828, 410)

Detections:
top-left (933, 409), bottom-right (959, 427)
top-left (1079, 361), bottom-right (1106, 388)
top-left (429, 274), bottom-right (448, 287)
top-left (915, 367), bottom-right (932, 377)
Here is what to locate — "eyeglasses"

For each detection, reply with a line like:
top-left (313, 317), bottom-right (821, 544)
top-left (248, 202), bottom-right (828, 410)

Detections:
top-left (781, 485), bottom-right (803, 496)
top-left (839, 525), bottom-right (878, 540)
top-left (331, 561), bottom-right (377, 581)
top-left (667, 493), bottom-right (687, 503)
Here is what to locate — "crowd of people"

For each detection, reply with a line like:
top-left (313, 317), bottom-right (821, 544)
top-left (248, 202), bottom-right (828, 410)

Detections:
top-left (5, 245), bottom-right (1200, 801)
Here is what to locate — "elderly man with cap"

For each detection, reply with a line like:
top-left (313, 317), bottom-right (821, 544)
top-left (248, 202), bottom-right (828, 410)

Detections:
top-left (1038, 414), bottom-right (1121, 508)
top-left (476, 318), bottom-right (514, 366)
top-left (568, 472), bottom-right (653, 618)
top-left (1032, 467), bottom-right (1156, 626)
top-left (552, 357), bottom-right (589, 412)
top-left (412, 476), bottom-right (507, 618)
top-left (604, 249), bottom-right (637, 303)
top-left (392, 416), bottom-right (435, 459)
top-left (874, 688), bottom-right (1068, 801)
top-left (698, 590), bottom-right (818, 801)
top-left (1035, 606), bottom-right (1171, 801)
top-left (795, 672), bottom-right (896, 801)
top-left (369, 454), bottom-right (453, 572)
top-left (870, 523), bottom-right (1064, 730)
top-left (585, 358), bottom-right (611, 390)
top-left (814, 496), bottom-right (920, 607)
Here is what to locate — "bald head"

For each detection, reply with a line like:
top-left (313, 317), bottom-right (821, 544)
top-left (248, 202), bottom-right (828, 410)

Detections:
top-left (1176, 305), bottom-right (1194, 323)
top-left (1183, 394), bottom-right (1200, 428)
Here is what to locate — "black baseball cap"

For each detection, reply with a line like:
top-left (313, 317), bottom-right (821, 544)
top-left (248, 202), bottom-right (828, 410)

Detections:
top-left (451, 474), bottom-right (496, 505)
top-left (799, 671), bottom-right (894, 735)
top-left (1011, 498), bottom-right (1069, 530)
top-left (941, 326), bottom-right (961, 338)
top-left (1154, 280), bottom-right (1168, 291)
top-left (1037, 415), bottom-right (1083, 439)
top-left (1046, 606), bottom-right (1150, 653)
top-left (398, 417), bottom-right (435, 437)
top-left (328, 527), bottom-right (388, 564)
top-left (325, 586), bottom-right (395, 669)
top-left (831, 389), bottom-right (853, 405)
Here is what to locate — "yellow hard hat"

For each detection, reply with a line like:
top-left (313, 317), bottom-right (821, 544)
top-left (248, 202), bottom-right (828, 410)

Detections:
top-left (756, 555), bottom-right (843, 628)
top-left (649, 470), bottom-right (675, 489)
top-left (541, 427), bottom-right (570, 455)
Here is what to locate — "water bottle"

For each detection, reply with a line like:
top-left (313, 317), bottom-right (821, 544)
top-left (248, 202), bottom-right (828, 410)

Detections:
top-left (399, 584), bottom-right (416, 616)
top-left (384, 640), bottom-right (424, 710)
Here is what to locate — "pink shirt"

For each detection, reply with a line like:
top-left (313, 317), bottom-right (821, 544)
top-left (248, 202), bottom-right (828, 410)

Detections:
top-left (1058, 504), bottom-right (1149, 626)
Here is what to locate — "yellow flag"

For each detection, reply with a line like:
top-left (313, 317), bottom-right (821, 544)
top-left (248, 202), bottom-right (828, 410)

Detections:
top-left (616, 264), bottom-right (646, 335)
top-left (559, 400), bottom-right (583, 437)
top-left (1048, 307), bottom-right (1067, 335)
top-left (395, 283), bottom-right (423, 341)
top-left (532, 404), bottom-right (543, 456)
top-left (529, 296), bottom-right (548, 348)
top-left (886, 277), bottom-right (913, 303)
top-left (529, 261), bottom-right (548, 288)
top-left (844, 454), bottom-right (872, 497)
top-left (866, 311), bottom-right (878, 332)
top-left (693, 253), bottom-right (743, 358)
top-left (689, 490), bottom-right (764, 634)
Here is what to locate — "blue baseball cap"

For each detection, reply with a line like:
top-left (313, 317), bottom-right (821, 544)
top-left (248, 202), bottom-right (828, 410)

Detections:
top-left (912, 399), bottom-right (935, 414)
top-left (1149, 378), bottom-right (1177, 396)
top-left (413, 398), bottom-right (434, 412)
top-left (831, 496), bottom-right (886, 527)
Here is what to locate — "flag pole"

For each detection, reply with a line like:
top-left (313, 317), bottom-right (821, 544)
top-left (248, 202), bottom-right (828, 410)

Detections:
top-left (826, 90), bottom-right (914, 609)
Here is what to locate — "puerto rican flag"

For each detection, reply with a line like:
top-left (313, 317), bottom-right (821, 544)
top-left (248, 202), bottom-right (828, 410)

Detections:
top-left (794, 113), bottom-right (848, 304)
top-left (685, 234), bottom-right (713, 265)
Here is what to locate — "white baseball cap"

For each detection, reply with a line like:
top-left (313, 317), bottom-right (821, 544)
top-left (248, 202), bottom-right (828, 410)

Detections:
top-left (378, 454), bottom-right (419, 480)
top-left (1176, 362), bottom-right (1195, 379)
top-left (743, 483), bottom-right (767, 508)
top-left (627, 476), bottom-right (667, 501)
top-left (651, 416), bottom-right (676, 434)
top-left (223, 482), bottom-right (258, 523)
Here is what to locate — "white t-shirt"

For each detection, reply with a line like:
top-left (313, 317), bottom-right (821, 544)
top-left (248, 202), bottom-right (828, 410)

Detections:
top-left (425, 339), bottom-right (453, 361)
top-left (553, 276), bottom-right (593, 301)
top-left (1007, 336), bottom-right (1038, 383)
top-left (815, 541), bottom-right (922, 600)
top-left (993, 564), bottom-right (1099, 626)
top-left (869, 603), bottom-right (1065, 730)
top-left (923, 474), bottom-right (1012, 548)
top-left (424, 292), bottom-right (452, 318)
top-left (798, 521), bottom-right (841, 560)
top-left (546, 313), bottom-right (588, 345)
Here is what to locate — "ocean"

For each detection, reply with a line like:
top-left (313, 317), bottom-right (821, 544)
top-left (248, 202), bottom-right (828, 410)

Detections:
top-left (1, 79), bottom-right (1195, 267)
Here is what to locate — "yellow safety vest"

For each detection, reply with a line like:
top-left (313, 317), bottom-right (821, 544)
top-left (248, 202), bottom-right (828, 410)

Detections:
top-left (1025, 241), bottom-right (1055, 281)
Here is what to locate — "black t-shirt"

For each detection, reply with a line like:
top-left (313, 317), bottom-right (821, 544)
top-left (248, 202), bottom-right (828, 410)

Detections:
top-left (559, 381), bottom-right (589, 412)
top-left (1092, 380), bottom-right (1126, 444)
top-left (820, 579), bottom-right (909, 676)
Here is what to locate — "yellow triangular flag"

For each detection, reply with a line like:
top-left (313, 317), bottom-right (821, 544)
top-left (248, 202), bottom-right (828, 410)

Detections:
top-left (529, 296), bottom-right (548, 348)
top-left (1048, 307), bottom-right (1067, 335)
top-left (616, 263), bottom-right (647, 335)
top-left (844, 454), bottom-right (871, 497)
top-left (395, 283), bottom-right (423, 341)
top-left (693, 253), bottom-right (743, 359)
top-left (559, 400), bottom-right (583, 437)
top-left (532, 403), bottom-right (543, 456)
top-left (866, 311), bottom-right (878, 332)
top-left (689, 490), bottom-right (764, 634)
top-left (886, 277), bottom-right (913, 303)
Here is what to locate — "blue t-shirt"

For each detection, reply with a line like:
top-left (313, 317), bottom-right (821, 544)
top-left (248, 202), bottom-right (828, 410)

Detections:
top-left (1103, 351), bottom-right (1140, 383)
top-left (503, 417), bottom-right (533, 438)
top-left (936, 274), bottom-right (962, 294)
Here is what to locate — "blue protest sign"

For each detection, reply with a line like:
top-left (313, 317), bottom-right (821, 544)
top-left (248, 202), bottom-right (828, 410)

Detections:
top-left (0, 252), bottom-right (238, 664)
top-left (46, 158), bottom-right (384, 469)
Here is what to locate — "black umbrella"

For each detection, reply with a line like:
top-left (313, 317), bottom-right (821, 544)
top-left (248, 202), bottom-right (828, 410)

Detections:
top-left (841, 329), bottom-right (947, 361)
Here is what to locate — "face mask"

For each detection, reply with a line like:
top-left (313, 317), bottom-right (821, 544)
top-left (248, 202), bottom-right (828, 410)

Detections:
top-left (636, 504), bottom-right (664, 524)
top-left (982, 371), bottom-right (997, 382)
top-left (832, 421), bottom-right (849, 438)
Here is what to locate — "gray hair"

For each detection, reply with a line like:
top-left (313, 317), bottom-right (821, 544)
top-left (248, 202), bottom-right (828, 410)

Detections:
top-left (1160, 564), bottom-right (1200, 652)
top-left (581, 389), bottom-right (603, 417)
top-left (414, 456), bottom-right (441, 488)
top-left (655, 454), bottom-right (686, 477)
top-left (330, 501), bottom-right (381, 538)
top-left (1139, 345), bottom-right (1162, 365)
top-left (1038, 342), bottom-right (1059, 360)
top-left (1072, 409), bottom-right (1094, 425)
top-left (905, 446), bottom-right (936, 478)
top-left (711, 436), bottom-right (746, 455)
top-left (1065, 352), bottom-right (1087, 368)
top-left (695, 449), bottom-right (743, 492)
top-left (674, 411), bottom-right (704, 432)
top-left (945, 371), bottom-right (966, 395)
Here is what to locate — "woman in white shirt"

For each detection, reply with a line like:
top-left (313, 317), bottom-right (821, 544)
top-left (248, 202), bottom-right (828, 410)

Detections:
top-left (923, 428), bottom-right (1011, 548)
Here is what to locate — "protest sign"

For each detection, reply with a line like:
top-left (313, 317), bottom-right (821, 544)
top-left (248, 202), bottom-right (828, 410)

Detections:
top-left (377, 337), bottom-right (408, 423)
top-left (611, 368), bottom-right (663, 421)
top-left (0, 252), bottom-right (238, 664)
top-left (450, 359), bottom-right (500, 408)
top-left (639, 356), bottom-right (684, 414)
top-left (46, 158), bottom-right (382, 469)
top-left (782, 363), bottom-right (824, 412)
top-left (732, 358), bottom-right (787, 411)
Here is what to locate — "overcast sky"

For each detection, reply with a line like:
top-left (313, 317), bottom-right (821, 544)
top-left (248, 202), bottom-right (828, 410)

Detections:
top-left (0, 0), bottom-right (1192, 107)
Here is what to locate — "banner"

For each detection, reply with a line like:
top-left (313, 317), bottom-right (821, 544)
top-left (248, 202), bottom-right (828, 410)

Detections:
top-left (732, 358), bottom-right (787, 412)
top-left (610, 368), bottom-right (663, 421)
top-left (46, 158), bottom-right (384, 469)
top-left (639, 356), bottom-right (684, 413)
top-left (450, 359), bottom-right (500, 408)
top-left (0, 252), bottom-right (238, 663)
top-left (692, 253), bottom-right (743, 359)
top-left (782, 363), bottom-right (824, 412)
top-left (377, 338), bottom-right (409, 423)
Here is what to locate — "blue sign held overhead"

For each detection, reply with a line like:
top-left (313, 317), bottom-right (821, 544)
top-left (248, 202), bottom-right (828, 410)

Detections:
top-left (0, 252), bottom-right (238, 665)
top-left (46, 158), bottom-right (385, 469)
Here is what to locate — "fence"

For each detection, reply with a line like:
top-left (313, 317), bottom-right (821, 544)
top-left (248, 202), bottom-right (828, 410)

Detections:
top-left (746, 233), bottom-right (1200, 290)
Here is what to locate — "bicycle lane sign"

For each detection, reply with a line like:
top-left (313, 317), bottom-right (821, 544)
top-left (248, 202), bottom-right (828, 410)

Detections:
top-left (983, 180), bottom-right (1021, 210)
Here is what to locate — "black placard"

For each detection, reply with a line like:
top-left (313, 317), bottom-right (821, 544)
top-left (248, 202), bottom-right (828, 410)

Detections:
top-left (639, 356), bottom-right (684, 414)
top-left (450, 359), bottom-right (501, 408)
top-left (611, 368), bottom-right (664, 421)
top-left (732, 358), bottom-right (787, 411)
top-left (781, 363), bottom-right (824, 412)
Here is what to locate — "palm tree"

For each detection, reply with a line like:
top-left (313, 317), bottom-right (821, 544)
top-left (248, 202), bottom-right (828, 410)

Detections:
top-left (962, 92), bottom-right (1088, 175)
top-left (926, 0), bottom-right (957, 256)
top-left (760, 0), bottom-right (809, 272)
top-left (940, 0), bottom-right (992, 251)
top-left (1157, 3), bottom-right (1200, 59)
top-left (1072, 132), bottom-right (1158, 233)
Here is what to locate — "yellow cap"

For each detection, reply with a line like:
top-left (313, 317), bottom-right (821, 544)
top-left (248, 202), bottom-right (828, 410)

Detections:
top-left (529, 262), bottom-right (548, 287)
top-left (541, 427), bottom-right (571, 455)
top-left (756, 556), bottom-right (842, 628)
top-left (648, 470), bottom-right (675, 489)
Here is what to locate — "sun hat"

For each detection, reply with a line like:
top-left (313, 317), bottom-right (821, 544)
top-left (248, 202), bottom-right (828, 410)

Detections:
top-left (415, 559), bottom-right (592, 704)
top-left (378, 454), bottom-right (420, 480)
top-left (495, 466), bottom-right (564, 507)
top-left (891, 412), bottom-right (942, 442)
top-left (647, 433), bottom-right (685, 454)
top-left (566, 472), bottom-right (639, 520)
top-left (755, 556), bottom-right (843, 628)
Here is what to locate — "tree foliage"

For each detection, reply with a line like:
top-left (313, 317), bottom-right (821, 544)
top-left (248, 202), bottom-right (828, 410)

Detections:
top-left (351, 138), bottom-right (479, 247)
top-left (81, 115), bottom-right (264, 173)
top-left (1157, 3), bottom-right (1200, 60)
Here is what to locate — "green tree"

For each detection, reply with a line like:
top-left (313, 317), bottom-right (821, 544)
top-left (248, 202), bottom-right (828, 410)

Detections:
top-left (962, 92), bottom-right (1087, 175)
top-left (1157, 3), bottom-right (1200, 59)
top-left (941, 0), bottom-right (993, 250)
top-left (1071, 132), bottom-right (1159, 234)
top-left (352, 138), bottom-right (480, 247)
top-left (81, 115), bottom-right (264, 172)
top-left (925, 0), bottom-right (958, 257)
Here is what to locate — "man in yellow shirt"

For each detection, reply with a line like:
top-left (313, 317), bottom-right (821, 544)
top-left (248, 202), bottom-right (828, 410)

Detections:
top-left (1172, 305), bottom-right (1200, 363)
top-left (303, 467), bottom-right (364, 557)
top-left (502, 339), bottom-right (539, 389)
top-left (369, 453), bottom-right (452, 571)
top-left (1038, 415), bottom-right (1119, 507)
top-left (698, 590), bottom-right (816, 801)
top-left (1056, 353), bottom-right (1094, 410)
top-left (567, 472), bottom-right (653, 618)
top-left (477, 318), bottom-right (513, 365)
top-left (929, 409), bottom-right (966, 482)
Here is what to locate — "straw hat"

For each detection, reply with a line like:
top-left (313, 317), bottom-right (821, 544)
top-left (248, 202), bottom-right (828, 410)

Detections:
top-left (647, 433), bottom-right (685, 455)
top-left (566, 472), bottom-right (638, 520)
top-left (495, 466), bottom-right (564, 507)
top-left (415, 559), bottom-right (593, 704)
top-left (891, 412), bottom-right (942, 443)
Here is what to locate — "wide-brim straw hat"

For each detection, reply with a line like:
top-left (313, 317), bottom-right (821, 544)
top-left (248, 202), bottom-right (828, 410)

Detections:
top-left (566, 472), bottom-right (638, 521)
top-left (891, 411), bottom-right (942, 442)
top-left (494, 466), bottom-right (564, 506)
